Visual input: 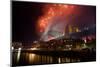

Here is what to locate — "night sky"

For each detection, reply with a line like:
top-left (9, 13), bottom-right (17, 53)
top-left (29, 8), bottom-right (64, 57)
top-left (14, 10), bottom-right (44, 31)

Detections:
top-left (12, 1), bottom-right (96, 42)
top-left (12, 1), bottom-right (44, 42)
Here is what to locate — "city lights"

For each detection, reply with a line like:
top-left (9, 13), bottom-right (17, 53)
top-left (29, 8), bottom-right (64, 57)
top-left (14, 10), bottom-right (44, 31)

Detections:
top-left (30, 47), bottom-right (38, 50)
top-left (12, 1), bottom-right (96, 66)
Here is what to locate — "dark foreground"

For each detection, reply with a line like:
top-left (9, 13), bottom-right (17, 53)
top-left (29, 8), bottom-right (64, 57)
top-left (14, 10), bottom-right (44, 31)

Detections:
top-left (12, 49), bottom-right (96, 66)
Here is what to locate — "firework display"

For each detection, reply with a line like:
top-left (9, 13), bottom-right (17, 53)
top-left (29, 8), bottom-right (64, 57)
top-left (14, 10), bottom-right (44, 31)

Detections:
top-left (12, 1), bottom-right (96, 66)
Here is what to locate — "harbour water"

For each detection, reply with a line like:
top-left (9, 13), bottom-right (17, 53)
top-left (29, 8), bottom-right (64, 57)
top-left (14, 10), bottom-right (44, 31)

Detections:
top-left (12, 49), bottom-right (96, 66)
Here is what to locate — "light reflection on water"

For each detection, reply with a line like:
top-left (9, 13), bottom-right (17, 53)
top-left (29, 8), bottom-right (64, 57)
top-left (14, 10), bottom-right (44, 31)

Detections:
top-left (29, 53), bottom-right (36, 64)
top-left (13, 51), bottom-right (80, 66)
top-left (17, 48), bottom-right (21, 62)
top-left (58, 57), bottom-right (61, 63)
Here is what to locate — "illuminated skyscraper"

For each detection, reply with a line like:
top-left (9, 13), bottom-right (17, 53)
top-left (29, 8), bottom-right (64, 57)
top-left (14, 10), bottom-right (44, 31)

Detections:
top-left (68, 25), bottom-right (73, 33)
top-left (73, 27), bottom-right (80, 32)
top-left (68, 25), bottom-right (80, 33)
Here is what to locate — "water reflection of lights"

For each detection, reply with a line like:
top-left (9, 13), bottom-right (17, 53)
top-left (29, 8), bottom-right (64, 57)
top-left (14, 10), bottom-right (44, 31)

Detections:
top-left (17, 48), bottom-right (21, 62)
top-left (14, 52), bottom-right (81, 65)
top-left (58, 57), bottom-right (61, 63)
top-left (66, 58), bottom-right (70, 62)
top-left (29, 53), bottom-right (36, 63)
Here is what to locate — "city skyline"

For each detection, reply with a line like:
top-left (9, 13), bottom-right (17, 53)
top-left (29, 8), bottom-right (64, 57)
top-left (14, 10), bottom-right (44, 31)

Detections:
top-left (12, 1), bottom-right (96, 66)
top-left (12, 1), bottom-right (96, 43)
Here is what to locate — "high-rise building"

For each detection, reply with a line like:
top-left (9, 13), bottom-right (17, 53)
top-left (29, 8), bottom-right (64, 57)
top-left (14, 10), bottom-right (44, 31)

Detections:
top-left (68, 25), bottom-right (80, 33)
top-left (64, 25), bottom-right (81, 37)
top-left (68, 25), bottom-right (73, 33)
